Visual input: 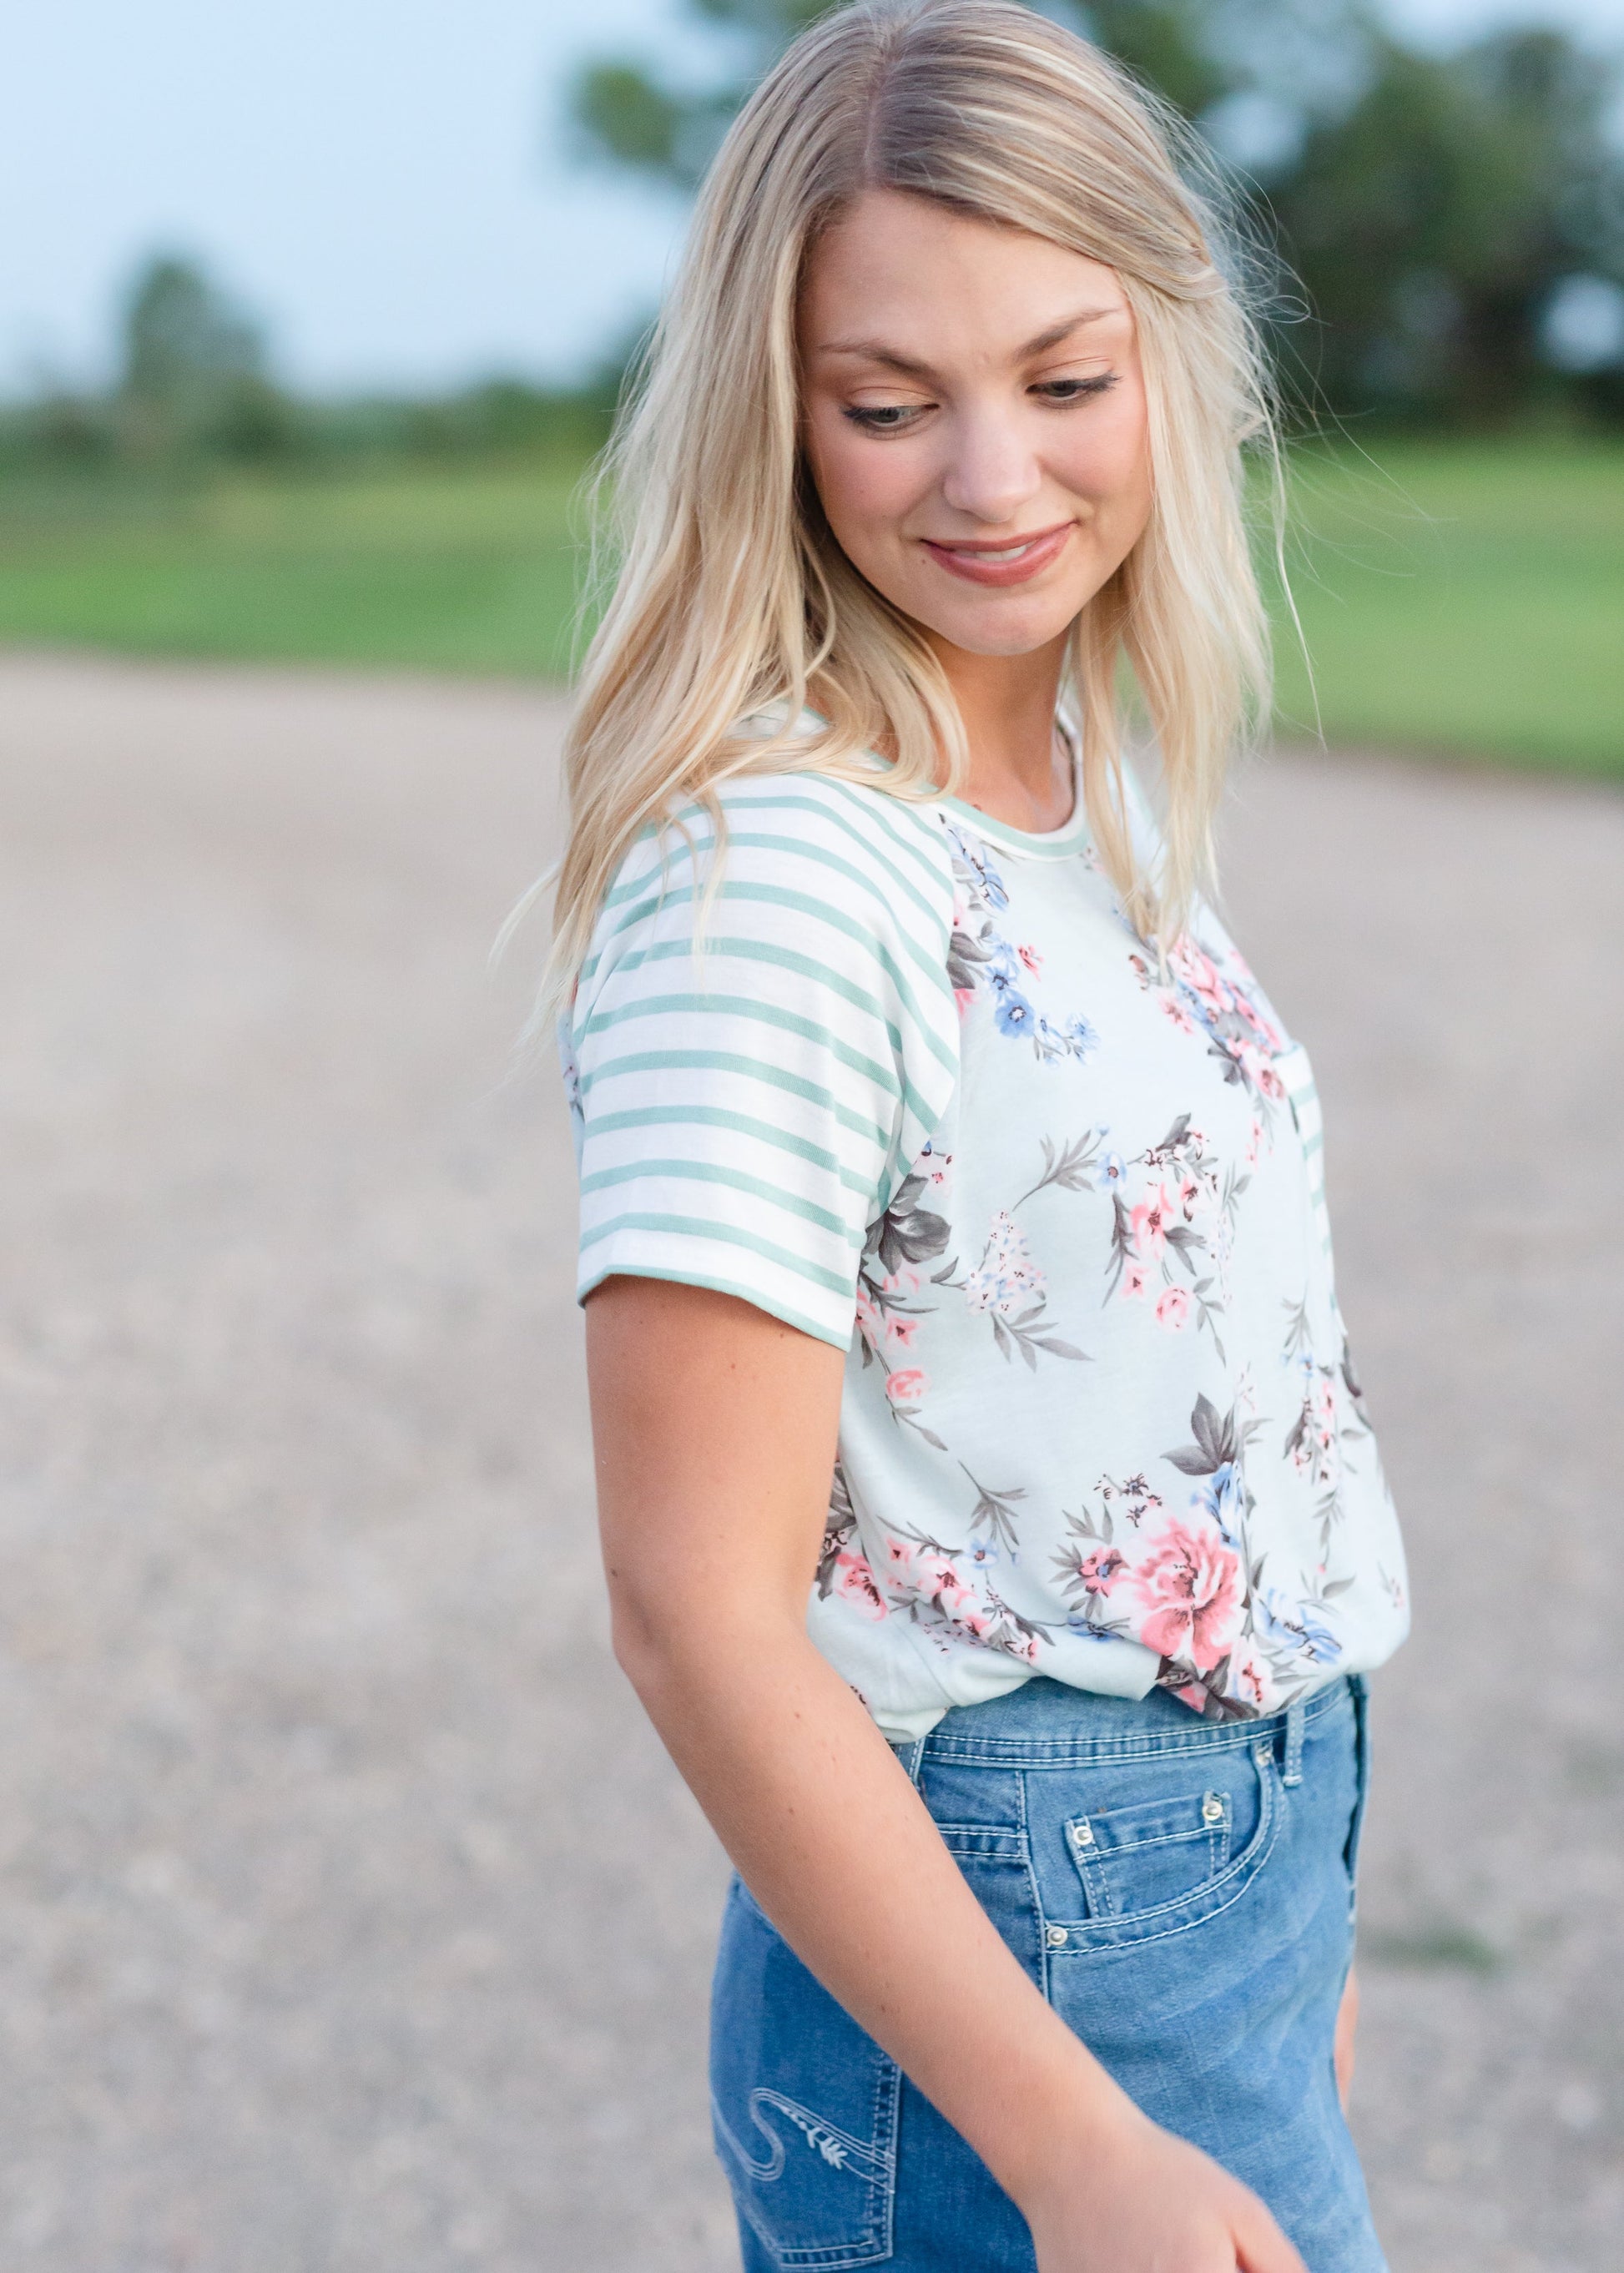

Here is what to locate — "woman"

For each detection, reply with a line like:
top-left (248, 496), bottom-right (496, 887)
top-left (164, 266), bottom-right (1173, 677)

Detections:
top-left (547, 4), bottom-right (1409, 2267)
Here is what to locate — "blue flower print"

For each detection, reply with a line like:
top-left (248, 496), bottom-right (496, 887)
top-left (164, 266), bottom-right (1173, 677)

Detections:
top-left (946, 822), bottom-right (1099, 1066)
top-left (1191, 1461), bottom-right (1246, 1545)
top-left (956, 835), bottom-right (1010, 911)
top-left (1101, 1150), bottom-right (1126, 1188)
top-left (1255, 1588), bottom-right (1344, 1666)
top-left (995, 990), bottom-right (1037, 1038)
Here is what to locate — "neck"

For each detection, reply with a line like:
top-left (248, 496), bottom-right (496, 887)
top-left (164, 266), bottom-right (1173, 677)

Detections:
top-left (927, 629), bottom-right (1074, 834)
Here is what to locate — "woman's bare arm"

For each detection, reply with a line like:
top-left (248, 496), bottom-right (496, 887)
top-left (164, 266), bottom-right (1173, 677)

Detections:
top-left (587, 1274), bottom-right (1304, 2273)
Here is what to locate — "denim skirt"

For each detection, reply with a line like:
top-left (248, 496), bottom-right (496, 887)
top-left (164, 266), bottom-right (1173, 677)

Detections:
top-left (710, 1672), bottom-right (1384, 2273)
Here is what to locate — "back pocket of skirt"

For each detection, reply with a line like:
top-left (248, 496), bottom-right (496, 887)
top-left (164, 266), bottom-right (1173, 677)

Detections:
top-left (710, 1877), bottom-right (898, 2269)
top-left (1066, 1786), bottom-right (1233, 1921)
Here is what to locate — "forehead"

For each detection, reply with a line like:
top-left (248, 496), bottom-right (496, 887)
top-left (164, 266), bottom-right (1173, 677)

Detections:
top-left (799, 188), bottom-right (1129, 361)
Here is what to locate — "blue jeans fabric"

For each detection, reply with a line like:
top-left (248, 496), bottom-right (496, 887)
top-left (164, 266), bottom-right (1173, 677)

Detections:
top-left (710, 1673), bottom-right (1382, 2273)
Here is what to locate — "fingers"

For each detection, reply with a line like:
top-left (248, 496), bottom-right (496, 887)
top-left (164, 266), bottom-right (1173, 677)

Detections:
top-left (1233, 2196), bottom-right (1309, 2273)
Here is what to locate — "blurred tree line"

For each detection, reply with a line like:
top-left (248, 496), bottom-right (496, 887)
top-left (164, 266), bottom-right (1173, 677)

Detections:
top-left (575, 0), bottom-right (1624, 427)
top-left (0, 255), bottom-right (624, 481)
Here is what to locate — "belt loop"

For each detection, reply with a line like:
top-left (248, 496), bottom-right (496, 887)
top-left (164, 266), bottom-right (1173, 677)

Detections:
top-left (1283, 1697), bottom-right (1306, 1787)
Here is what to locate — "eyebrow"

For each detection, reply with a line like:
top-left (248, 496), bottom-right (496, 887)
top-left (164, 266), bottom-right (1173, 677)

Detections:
top-left (815, 305), bottom-right (1120, 378)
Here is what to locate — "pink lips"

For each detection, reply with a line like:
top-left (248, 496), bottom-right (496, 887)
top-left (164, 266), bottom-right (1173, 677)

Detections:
top-left (920, 522), bottom-right (1075, 587)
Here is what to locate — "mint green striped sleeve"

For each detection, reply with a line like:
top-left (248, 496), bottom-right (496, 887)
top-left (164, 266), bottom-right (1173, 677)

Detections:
top-left (561, 775), bottom-right (960, 1348)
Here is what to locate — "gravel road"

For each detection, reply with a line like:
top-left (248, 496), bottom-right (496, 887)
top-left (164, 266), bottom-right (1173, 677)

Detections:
top-left (0, 653), bottom-right (1618, 2273)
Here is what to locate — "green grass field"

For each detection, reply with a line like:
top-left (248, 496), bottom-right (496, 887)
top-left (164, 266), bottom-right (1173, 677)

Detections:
top-left (1266, 438), bottom-right (1621, 778)
top-left (0, 461), bottom-right (590, 682)
top-left (0, 437), bottom-right (1618, 774)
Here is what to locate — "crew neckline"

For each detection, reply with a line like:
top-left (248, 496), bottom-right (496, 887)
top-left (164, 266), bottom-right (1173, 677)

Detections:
top-left (780, 702), bottom-right (1092, 860)
top-left (935, 721), bottom-right (1091, 860)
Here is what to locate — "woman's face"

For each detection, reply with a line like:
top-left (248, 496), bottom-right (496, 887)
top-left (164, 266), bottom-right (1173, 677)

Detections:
top-left (798, 189), bottom-right (1154, 660)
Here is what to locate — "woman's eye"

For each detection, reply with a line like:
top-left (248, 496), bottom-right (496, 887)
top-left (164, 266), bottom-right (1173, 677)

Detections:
top-left (1033, 374), bottom-right (1119, 404)
top-left (842, 403), bottom-right (928, 433)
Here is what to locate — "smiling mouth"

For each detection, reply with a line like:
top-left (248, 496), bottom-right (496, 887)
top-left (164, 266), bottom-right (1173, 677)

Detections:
top-left (920, 522), bottom-right (1075, 587)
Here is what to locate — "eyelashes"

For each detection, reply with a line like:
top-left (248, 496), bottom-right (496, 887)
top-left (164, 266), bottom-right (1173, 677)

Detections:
top-left (840, 372), bottom-right (1119, 434)
top-left (1035, 375), bottom-right (1119, 403)
top-left (841, 404), bottom-right (921, 431)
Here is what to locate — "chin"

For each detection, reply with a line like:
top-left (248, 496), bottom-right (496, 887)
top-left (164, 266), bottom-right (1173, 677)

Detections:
top-left (920, 600), bottom-right (1082, 659)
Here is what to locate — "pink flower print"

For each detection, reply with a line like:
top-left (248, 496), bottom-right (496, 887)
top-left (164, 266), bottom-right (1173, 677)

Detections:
top-left (1129, 1188), bottom-right (1174, 1262)
top-left (833, 1552), bottom-right (888, 1622)
top-left (1131, 1516), bottom-right (1244, 1672)
top-left (1257, 1060), bottom-right (1285, 1102)
top-left (1122, 1260), bottom-right (1150, 1299)
top-left (917, 1557), bottom-right (987, 1635)
top-left (1154, 1285), bottom-right (1191, 1331)
top-left (1078, 1548), bottom-right (1127, 1595)
top-left (885, 1368), bottom-right (926, 1409)
top-left (1170, 940), bottom-right (1233, 1018)
top-left (1243, 1118), bottom-right (1263, 1167)
top-left (1159, 993), bottom-right (1198, 1036)
top-left (922, 1556), bottom-right (964, 1603)
top-left (1224, 951), bottom-right (1285, 1049)
top-left (1016, 943), bottom-right (1043, 975)
top-left (1313, 1381), bottom-right (1337, 1447)
top-left (886, 1313), bottom-right (919, 1351)
top-left (1237, 1655), bottom-right (1268, 1710)
top-left (1175, 1171), bottom-right (1202, 1218)
top-left (1230, 990), bottom-right (1268, 1041)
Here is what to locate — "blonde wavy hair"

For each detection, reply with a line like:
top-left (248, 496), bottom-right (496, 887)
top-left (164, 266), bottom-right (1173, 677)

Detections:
top-left (537, 0), bottom-right (1283, 1011)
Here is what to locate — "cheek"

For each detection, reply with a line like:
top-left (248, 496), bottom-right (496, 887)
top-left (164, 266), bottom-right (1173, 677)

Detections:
top-left (806, 414), bottom-right (928, 553)
top-left (1056, 389), bottom-right (1152, 523)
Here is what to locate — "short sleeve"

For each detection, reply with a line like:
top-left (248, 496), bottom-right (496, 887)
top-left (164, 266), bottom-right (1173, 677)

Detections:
top-left (562, 775), bottom-right (959, 1348)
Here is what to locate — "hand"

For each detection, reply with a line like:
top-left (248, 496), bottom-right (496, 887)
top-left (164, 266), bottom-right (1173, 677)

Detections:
top-left (1021, 2100), bottom-right (1307, 2273)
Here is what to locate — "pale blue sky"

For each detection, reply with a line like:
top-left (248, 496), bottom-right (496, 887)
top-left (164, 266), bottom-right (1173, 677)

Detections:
top-left (3, 0), bottom-right (1620, 397)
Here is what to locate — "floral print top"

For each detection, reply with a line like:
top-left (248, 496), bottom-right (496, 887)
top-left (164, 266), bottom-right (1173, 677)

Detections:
top-left (563, 740), bottom-right (1410, 1740)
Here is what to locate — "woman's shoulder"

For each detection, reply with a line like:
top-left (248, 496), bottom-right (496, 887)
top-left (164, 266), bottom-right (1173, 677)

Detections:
top-left (577, 764), bottom-right (959, 1041)
top-left (709, 766), bottom-right (954, 928)
top-left (603, 764), bottom-right (955, 951)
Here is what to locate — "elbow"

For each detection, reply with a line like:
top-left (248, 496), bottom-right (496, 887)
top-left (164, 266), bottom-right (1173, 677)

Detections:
top-left (607, 1577), bottom-right (714, 1716)
top-left (607, 1580), bottom-right (797, 1716)
top-left (608, 1591), bottom-right (678, 1704)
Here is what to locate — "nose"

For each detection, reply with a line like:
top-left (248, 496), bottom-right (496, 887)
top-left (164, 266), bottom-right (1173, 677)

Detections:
top-left (938, 402), bottom-right (1043, 527)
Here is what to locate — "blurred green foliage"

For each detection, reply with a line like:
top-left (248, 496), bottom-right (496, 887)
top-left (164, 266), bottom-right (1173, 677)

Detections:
top-left (572, 0), bottom-right (1624, 427)
top-left (0, 252), bottom-right (623, 481)
top-left (0, 439), bottom-right (1616, 774)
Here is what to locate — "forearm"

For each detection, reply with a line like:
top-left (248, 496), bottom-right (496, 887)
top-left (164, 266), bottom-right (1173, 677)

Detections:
top-left (622, 1612), bottom-right (1135, 2207)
